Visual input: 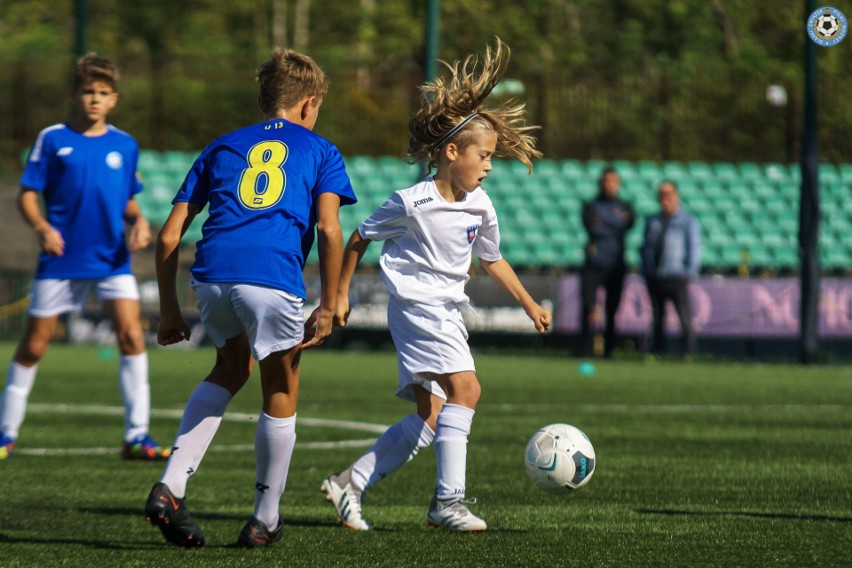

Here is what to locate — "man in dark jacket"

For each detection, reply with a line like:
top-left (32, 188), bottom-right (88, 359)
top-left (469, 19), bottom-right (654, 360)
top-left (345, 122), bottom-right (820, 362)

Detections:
top-left (579, 166), bottom-right (635, 357)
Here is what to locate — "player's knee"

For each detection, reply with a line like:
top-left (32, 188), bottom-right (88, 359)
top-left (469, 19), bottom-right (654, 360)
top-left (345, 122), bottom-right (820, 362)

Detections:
top-left (116, 327), bottom-right (145, 354)
top-left (16, 337), bottom-right (49, 365)
top-left (456, 377), bottom-right (481, 408)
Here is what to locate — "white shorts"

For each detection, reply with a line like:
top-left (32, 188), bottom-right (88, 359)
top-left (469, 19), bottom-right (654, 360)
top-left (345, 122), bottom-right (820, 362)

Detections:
top-left (191, 278), bottom-right (305, 361)
top-left (387, 295), bottom-right (475, 402)
top-left (29, 275), bottom-right (140, 318)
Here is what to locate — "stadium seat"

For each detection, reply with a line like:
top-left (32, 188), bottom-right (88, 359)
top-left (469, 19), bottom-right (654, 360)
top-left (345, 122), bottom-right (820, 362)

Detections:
top-left (610, 160), bottom-right (637, 181)
top-left (821, 247), bottom-right (848, 270)
top-left (786, 164), bottom-right (802, 183)
top-left (738, 162), bottom-right (763, 181)
top-left (161, 151), bottom-right (196, 175)
top-left (661, 161), bottom-right (687, 182)
top-left (584, 159), bottom-right (608, 177)
top-left (559, 160), bottom-right (586, 179)
top-left (712, 163), bottom-right (739, 182)
top-left (138, 150), bottom-right (161, 174)
top-left (818, 163), bottom-right (840, 186)
top-left (687, 161), bottom-right (714, 181)
top-left (772, 248), bottom-right (798, 269)
top-left (501, 241), bottom-right (534, 266)
top-left (636, 161), bottom-right (662, 182)
top-left (746, 245), bottom-right (772, 267)
top-left (764, 163), bottom-right (789, 182)
top-left (698, 181), bottom-right (727, 199)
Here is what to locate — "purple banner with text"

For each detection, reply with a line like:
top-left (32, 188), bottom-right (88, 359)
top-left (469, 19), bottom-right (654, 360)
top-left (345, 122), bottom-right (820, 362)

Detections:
top-left (556, 275), bottom-right (852, 338)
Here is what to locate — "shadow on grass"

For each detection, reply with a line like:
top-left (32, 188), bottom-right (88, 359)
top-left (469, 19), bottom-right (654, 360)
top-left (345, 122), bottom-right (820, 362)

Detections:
top-left (636, 508), bottom-right (852, 523)
top-left (79, 506), bottom-right (346, 529)
top-left (0, 532), bottom-right (160, 550)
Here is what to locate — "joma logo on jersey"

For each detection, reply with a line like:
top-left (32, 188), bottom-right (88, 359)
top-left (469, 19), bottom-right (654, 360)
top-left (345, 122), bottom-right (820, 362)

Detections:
top-left (413, 197), bottom-right (433, 207)
top-left (466, 224), bottom-right (480, 243)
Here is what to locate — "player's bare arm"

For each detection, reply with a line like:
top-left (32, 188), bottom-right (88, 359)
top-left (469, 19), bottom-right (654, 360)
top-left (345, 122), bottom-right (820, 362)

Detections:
top-left (18, 188), bottom-right (65, 256)
top-left (125, 198), bottom-right (152, 252)
top-left (303, 192), bottom-right (343, 349)
top-left (334, 229), bottom-right (372, 328)
top-left (479, 257), bottom-right (552, 333)
top-left (155, 202), bottom-right (199, 345)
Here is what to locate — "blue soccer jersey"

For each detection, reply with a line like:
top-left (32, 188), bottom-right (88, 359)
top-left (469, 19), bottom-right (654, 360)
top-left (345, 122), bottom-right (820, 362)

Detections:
top-left (174, 118), bottom-right (357, 299)
top-left (20, 124), bottom-right (143, 279)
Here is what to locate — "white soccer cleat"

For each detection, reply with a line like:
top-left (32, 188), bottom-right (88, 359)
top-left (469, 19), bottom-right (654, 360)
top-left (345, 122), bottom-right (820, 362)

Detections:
top-left (320, 473), bottom-right (371, 531)
top-left (426, 496), bottom-right (487, 532)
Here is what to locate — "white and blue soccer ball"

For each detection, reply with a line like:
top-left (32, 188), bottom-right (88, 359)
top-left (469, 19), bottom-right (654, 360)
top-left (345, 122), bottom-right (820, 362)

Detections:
top-left (525, 423), bottom-right (596, 494)
top-left (816, 13), bottom-right (840, 39)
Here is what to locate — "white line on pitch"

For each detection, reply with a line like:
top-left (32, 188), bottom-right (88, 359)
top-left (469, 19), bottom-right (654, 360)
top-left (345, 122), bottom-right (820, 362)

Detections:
top-left (481, 403), bottom-right (851, 413)
top-left (15, 438), bottom-right (379, 457)
top-left (28, 403), bottom-right (389, 433)
top-left (19, 403), bottom-right (386, 457)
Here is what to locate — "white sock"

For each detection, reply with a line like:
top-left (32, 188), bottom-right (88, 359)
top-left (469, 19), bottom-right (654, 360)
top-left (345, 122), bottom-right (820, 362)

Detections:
top-left (434, 404), bottom-right (475, 501)
top-left (253, 412), bottom-right (297, 529)
top-left (350, 413), bottom-right (435, 492)
top-left (0, 362), bottom-right (38, 439)
top-left (160, 381), bottom-right (231, 498)
top-left (118, 353), bottom-right (150, 441)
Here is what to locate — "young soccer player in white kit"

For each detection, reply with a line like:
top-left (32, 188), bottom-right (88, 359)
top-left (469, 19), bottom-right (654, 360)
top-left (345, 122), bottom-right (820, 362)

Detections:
top-left (322, 39), bottom-right (551, 532)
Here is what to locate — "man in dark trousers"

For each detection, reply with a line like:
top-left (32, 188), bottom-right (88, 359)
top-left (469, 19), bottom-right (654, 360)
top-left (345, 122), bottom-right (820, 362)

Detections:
top-left (640, 181), bottom-right (701, 357)
top-left (579, 166), bottom-right (635, 357)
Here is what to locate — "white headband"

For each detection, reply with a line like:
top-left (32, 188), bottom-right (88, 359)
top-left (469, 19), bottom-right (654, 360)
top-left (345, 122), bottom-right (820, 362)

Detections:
top-left (432, 113), bottom-right (480, 149)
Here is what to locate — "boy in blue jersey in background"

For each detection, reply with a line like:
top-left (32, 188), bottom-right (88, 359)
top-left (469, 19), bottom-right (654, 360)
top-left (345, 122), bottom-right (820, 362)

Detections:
top-left (145, 48), bottom-right (356, 548)
top-left (0, 54), bottom-right (168, 461)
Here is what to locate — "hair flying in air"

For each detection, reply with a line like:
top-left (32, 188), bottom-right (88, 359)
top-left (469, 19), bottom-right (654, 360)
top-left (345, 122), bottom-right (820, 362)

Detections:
top-left (407, 38), bottom-right (542, 173)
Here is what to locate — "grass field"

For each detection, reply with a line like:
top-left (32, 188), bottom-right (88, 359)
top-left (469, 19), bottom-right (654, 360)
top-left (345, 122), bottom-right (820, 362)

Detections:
top-left (0, 341), bottom-right (850, 567)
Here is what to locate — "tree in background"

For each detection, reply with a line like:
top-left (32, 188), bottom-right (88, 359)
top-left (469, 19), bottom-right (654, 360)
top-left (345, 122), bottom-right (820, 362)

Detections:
top-left (1, 0), bottom-right (851, 173)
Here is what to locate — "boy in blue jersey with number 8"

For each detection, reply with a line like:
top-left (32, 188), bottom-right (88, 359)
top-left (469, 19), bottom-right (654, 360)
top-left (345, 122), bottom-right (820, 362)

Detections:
top-left (144, 48), bottom-right (356, 548)
top-left (0, 54), bottom-right (167, 462)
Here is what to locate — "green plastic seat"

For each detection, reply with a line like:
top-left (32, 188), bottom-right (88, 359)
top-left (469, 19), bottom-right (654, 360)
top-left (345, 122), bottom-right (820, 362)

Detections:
top-left (712, 163), bottom-right (739, 182)
top-left (636, 161), bottom-right (662, 182)
top-left (818, 163), bottom-right (839, 186)
top-left (772, 248), bottom-right (798, 268)
top-left (559, 160), bottom-right (585, 179)
top-left (584, 159), bottom-right (608, 176)
top-left (661, 161), bottom-right (687, 182)
top-left (821, 247), bottom-right (848, 270)
top-left (745, 245), bottom-right (772, 268)
top-left (764, 163), bottom-right (789, 182)
top-left (687, 161), bottom-right (713, 181)
top-left (738, 162), bottom-right (763, 181)
top-left (610, 160), bottom-right (637, 180)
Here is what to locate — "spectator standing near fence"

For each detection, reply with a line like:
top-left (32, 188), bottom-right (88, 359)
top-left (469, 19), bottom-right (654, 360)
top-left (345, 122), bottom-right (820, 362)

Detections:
top-left (640, 181), bottom-right (701, 357)
top-left (0, 54), bottom-right (167, 461)
top-left (579, 166), bottom-right (634, 358)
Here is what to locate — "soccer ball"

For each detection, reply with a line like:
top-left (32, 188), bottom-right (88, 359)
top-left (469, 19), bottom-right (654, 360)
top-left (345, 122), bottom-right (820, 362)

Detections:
top-left (525, 423), bottom-right (596, 494)
top-left (816, 14), bottom-right (840, 39)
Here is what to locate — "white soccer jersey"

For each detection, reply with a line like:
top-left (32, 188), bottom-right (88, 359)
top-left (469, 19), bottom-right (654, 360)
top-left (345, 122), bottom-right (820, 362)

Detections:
top-left (359, 177), bottom-right (502, 306)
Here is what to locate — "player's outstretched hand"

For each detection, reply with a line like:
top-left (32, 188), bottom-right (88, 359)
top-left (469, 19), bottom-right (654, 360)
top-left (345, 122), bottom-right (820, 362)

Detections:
top-left (302, 306), bottom-right (334, 349)
top-left (157, 314), bottom-right (191, 346)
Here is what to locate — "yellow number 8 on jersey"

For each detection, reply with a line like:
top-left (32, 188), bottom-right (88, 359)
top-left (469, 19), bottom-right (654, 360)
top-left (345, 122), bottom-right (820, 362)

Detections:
top-left (238, 141), bottom-right (288, 210)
